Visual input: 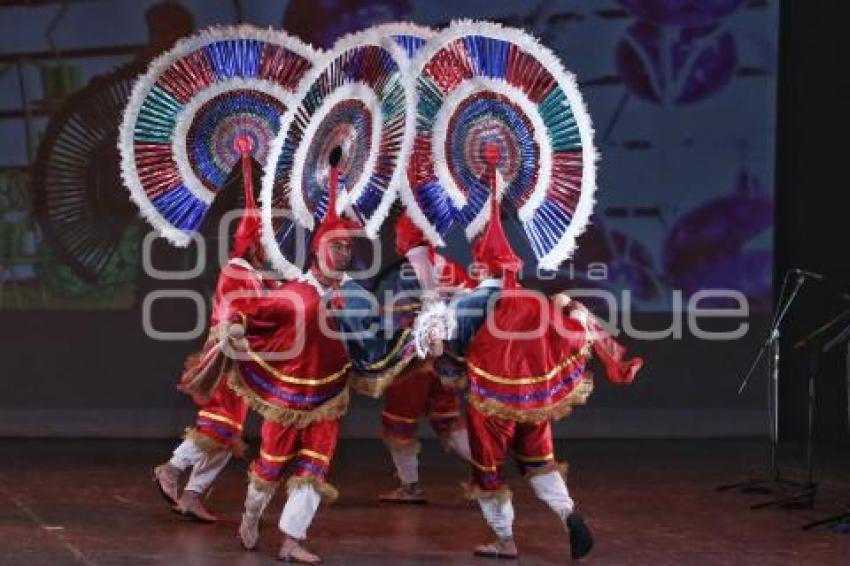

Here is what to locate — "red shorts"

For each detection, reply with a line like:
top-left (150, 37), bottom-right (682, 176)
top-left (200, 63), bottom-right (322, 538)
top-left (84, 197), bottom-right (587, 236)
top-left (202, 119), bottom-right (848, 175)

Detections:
top-left (192, 381), bottom-right (248, 449)
top-left (467, 403), bottom-right (557, 492)
top-left (251, 418), bottom-right (341, 483)
top-left (382, 368), bottom-right (463, 443)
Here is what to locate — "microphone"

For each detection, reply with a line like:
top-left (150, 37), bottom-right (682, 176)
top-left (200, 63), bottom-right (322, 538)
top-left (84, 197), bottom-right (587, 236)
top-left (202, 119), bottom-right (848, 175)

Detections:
top-left (792, 268), bottom-right (825, 281)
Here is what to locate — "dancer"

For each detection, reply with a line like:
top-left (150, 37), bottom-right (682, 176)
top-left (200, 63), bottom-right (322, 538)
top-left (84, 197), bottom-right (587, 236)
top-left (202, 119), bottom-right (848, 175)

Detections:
top-left (153, 143), bottom-right (271, 522)
top-left (232, 153), bottom-right (425, 563)
top-left (445, 146), bottom-right (643, 560)
top-left (378, 212), bottom-right (474, 503)
top-left (118, 24), bottom-right (319, 523)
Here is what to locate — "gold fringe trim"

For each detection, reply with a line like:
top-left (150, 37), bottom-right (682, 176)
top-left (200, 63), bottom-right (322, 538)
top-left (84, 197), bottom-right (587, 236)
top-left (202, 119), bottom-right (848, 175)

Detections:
top-left (469, 375), bottom-right (595, 423)
top-left (248, 470), bottom-right (280, 493)
top-left (462, 483), bottom-right (512, 503)
top-left (348, 347), bottom-right (418, 399)
top-left (227, 372), bottom-right (350, 429)
top-left (183, 427), bottom-right (228, 455)
top-left (286, 475), bottom-right (339, 504)
top-left (524, 461), bottom-right (569, 480)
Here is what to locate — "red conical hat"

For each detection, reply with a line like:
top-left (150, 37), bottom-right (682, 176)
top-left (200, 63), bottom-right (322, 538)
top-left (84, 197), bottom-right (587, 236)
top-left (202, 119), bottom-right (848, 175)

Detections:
top-left (231, 135), bottom-right (262, 259)
top-left (472, 144), bottom-right (523, 285)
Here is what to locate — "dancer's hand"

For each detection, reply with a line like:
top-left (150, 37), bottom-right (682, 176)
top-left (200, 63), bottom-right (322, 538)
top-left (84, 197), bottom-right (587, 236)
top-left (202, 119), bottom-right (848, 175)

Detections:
top-left (227, 322), bottom-right (245, 339)
top-left (427, 325), bottom-right (445, 357)
top-left (226, 323), bottom-right (248, 351)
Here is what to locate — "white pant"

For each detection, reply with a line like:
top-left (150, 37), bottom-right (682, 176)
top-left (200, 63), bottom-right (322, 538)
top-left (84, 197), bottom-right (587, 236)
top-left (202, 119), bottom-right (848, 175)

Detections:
top-left (169, 439), bottom-right (231, 493)
top-left (478, 471), bottom-right (574, 540)
top-left (244, 481), bottom-right (276, 521)
top-left (529, 470), bottom-right (574, 522)
top-left (388, 443), bottom-right (419, 484)
top-left (445, 428), bottom-right (471, 462)
top-left (388, 429), bottom-right (471, 485)
top-left (279, 483), bottom-right (321, 540)
top-left (169, 438), bottom-right (204, 470)
top-left (478, 496), bottom-right (515, 540)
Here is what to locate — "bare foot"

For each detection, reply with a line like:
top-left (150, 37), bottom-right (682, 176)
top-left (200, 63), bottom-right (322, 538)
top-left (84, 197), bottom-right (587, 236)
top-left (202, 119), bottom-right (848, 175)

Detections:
top-left (473, 538), bottom-right (518, 559)
top-left (152, 463), bottom-right (181, 505)
top-left (278, 536), bottom-right (321, 564)
top-left (173, 490), bottom-right (217, 523)
top-left (378, 483), bottom-right (427, 504)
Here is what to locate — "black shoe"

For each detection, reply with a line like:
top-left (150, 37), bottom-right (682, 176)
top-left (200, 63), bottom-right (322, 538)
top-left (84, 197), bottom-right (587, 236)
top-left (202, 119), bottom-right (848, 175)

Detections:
top-left (566, 513), bottom-right (593, 559)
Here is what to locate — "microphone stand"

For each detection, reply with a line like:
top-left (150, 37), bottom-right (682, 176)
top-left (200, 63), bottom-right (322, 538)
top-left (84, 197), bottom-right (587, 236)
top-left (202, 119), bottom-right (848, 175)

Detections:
top-left (717, 271), bottom-right (815, 508)
top-left (801, 316), bottom-right (850, 529)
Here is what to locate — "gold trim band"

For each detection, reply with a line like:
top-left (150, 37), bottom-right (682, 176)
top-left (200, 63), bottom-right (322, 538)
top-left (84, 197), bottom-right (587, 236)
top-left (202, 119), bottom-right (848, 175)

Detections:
top-left (298, 448), bottom-right (330, 463)
top-left (365, 329), bottom-right (412, 371)
top-left (246, 348), bottom-right (351, 386)
top-left (197, 410), bottom-right (243, 431)
top-left (260, 450), bottom-right (294, 463)
top-left (467, 343), bottom-right (592, 385)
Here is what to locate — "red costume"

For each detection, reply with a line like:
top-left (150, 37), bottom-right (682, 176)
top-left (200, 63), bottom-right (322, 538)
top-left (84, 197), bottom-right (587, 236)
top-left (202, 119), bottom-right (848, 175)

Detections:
top-left (453, 148), bottom-right (641, 497)
top-left (179, 258), bottom-right (267, 456)
top-left (454, 145), bottom-right (643, 560)
top-left (236, 161), bottom-right (420, 554)
top-left (155, 142), bottom-right (275, 522)
top-left (178, 145), bottom-right (272, 456)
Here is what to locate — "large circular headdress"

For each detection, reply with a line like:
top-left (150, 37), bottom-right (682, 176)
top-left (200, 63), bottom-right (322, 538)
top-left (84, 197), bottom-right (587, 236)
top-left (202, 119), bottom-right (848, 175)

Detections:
top-left (403, 20), bottom-right (597, 270)
top-left (261, 26), bottom-right (415, 276)
top-left (33, 64), bottom-right (141, 284)
top-left (119, 25), bottom-right (318, 246)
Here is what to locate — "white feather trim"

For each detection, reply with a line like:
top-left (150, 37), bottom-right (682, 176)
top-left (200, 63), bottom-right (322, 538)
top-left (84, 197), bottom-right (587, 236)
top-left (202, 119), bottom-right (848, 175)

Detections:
top-left (118, 24), bottom-right (320, 247)
top-left (409, 19), bottom-right (598, 269)
top-left (327, 26), bottom-right (418, 238)
top-left (385, 24), bottom-right (452, 249)
top-left (265, 28), bottom-right (414, 242)
top-left (260, 111), bottom-right (294, 276)
top-left (412, 300), bottom-right (455, 359)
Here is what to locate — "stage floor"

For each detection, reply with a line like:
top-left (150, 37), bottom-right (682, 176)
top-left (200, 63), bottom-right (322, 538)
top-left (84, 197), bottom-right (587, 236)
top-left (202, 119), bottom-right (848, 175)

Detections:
top-left (1, 439), bottom-right (848, 565)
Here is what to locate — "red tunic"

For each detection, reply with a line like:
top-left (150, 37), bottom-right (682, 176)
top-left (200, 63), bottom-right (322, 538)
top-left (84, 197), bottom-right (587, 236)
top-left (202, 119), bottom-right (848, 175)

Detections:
top-left (226, 276), bottom-right (352, 428)
top-left (210, 258), bottom-right (267, 328)
top-left (177, 258), bottom-right (268, 405)
top-left (466, 287), bottom-right (593, 422)
top-left (465, 287), bottom-right (643, 423)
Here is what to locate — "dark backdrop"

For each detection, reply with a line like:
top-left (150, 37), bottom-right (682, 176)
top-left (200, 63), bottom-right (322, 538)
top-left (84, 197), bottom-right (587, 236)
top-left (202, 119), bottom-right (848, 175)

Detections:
top-left (776, 0), bottom-right (850, 443)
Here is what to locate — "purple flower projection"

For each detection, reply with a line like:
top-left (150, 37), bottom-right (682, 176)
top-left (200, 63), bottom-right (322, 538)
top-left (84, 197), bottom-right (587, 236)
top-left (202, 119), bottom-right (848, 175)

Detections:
top-left (563, 221), bottom-right (667, 315)
top-left (618, 0), bottom-right (747, 27)
top-left (663, 170), bottom-right (773, 310)
top-left (616, 0), bottom-right (746, 106)
top-left (616, 21), bottom-right (738, 105)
